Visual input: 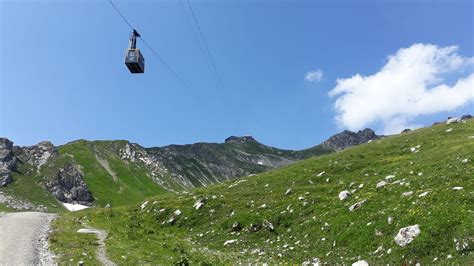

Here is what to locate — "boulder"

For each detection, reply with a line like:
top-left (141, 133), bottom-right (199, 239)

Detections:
top-left (394, 224), bottom-right (420, 247)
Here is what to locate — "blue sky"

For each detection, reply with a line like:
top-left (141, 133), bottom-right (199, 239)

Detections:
top-left (1, 0), bottom-right (473, 150)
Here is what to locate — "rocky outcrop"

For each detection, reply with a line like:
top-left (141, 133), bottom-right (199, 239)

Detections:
top-left (225, 136), bottom-right (256, 144)
top-left (45, 163), bottom-right (93, 205)
top-left (16, 141), bottom-right (57, 170)
top-left (322, 129), bottom-right (381, 151)
top-left (0, 138), bottom-right (16, 187)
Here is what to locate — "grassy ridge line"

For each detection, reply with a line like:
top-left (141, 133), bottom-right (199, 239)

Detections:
top-left (51, 121), bottom-right (474, 264)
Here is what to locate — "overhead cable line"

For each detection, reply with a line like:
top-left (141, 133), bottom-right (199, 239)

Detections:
top-left (107, 0), bottom-right (199, 103)
top-left (184, 0), bottom-right (230, 101)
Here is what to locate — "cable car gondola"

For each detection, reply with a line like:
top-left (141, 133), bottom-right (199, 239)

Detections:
top-left (124, 29), bottom-right (145, 74)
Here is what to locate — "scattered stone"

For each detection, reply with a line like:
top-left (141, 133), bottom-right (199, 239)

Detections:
top-left (352, 260), bottom-right (369, 266)
top-left (385, 175), bottom-right (395, 180)
top-left (388, 216), bottom-right (393, 224)
top-left (317, 171), bottom-right (326, 177)
top-left (302, 257), bottom-right (321, 266)
top-left (298, 196), bottom-right (305, 201)
top-left (447, 254), bottom-right (453, 259)
top-left (402, 191), bottom-right (414, 197)
top-left (349, 199), bottom-right (367, 212)
top-left (285, 188), bottom-right (293, 195)
top-left (386, 248), bottom-right (392, 254)
top-left (339, 190), bottom-right (351, 201)
top-left (461, 158), bottom-right (469, 164)
top-left (454, 237), bottom-right (469, 252)
top-left (418, 191), bottom-right (429, 197)
top-left (140, 201), bottom-right (149, 210)
top-left (372, 246), bottom-right (383, 254)
top-left (446, 128), bottom-right (453, 132)
top-left (394, 224), bottom-right (420, 247)
top-left (223, 239), bottom-right (238, 246)
top-left (447, 117), bottom-right (461, 124)
top-left (193, 199), bottom-right (205, 210)
top-left (232, 222), bottom-right (241, 232)
top-left (376, 181), bottom-right (387, 188)
top-left (263, 219), bottom-right (274, 231)
top-left (452, 187), bottom-right (463, 191)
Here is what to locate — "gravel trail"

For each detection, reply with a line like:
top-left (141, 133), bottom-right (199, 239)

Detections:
top-left (0, 212), bottom-right (56, 265)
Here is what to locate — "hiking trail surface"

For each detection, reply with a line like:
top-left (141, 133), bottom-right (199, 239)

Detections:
top-left (0, 212), bottom-right (56, 265)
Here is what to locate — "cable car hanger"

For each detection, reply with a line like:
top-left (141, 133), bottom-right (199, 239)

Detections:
top-left (124, 29), bottom-right (145, 74)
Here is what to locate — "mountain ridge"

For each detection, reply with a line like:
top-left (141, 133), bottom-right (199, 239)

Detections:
top-left (0, 128), bottom-right (382, 210)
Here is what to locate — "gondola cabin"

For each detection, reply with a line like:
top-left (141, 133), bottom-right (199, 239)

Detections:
top-left (124, 30), bottom-right (145, 74)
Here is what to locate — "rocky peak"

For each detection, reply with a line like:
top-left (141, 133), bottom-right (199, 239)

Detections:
top-left (19, 141), bottom-right (57, 169)
top-left (322, 128), bottom-right (381, 151)
top-left (0, 138), bottom-right (16, 186)
top-left (225, 135), bottom-right (257, 144)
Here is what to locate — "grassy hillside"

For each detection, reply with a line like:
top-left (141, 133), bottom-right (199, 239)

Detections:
top-left (56, 140), bottom-right (168, 207)
top-left (51, 120), bottom-right (474, 264)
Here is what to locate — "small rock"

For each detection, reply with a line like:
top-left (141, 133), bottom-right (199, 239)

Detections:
top-left (446, 128), bottom-right (453, 132)
top-left (452, 187), bottom-right (463, 191)
top-left (376, 181), bottom-right (387, 188)
top-left (193, 199), bottom-right (205, 210)
top-left (349, 199), bottom-right (367, 211)
top-left (285, 188), bottom-right (292, 195)
top-left (232, 222), bottom-right (241, 231)
top-left (385, 175), bottom-right (395, 180)
top-left (402, 191), bottom-right (414, 197)
top-left (418, 191), bottom-right (429, 197)
top-left (447, 254), bottom-right (453, 259)
top-left (140, 201), bottom-right (149, 210)
top-left (317, 171), bottom-right (326, 177)
top-left (394, 224), bottom-right (420, 247)
top-left (388, 216), bottom-right (393, 224)
top-left (352, 260), bottom-right (369, 266)
top-left (223, 239), bottom-right (238, 246)
top-left (461, 158), bottom-right (469, 164)
top-left (339, 190), bottom-right (351, 201)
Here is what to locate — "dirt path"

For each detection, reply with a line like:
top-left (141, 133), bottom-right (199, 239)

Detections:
top-left (0, 212), bottom-right (56, 265)
top-left (77, 228), bottom-right (116, 265)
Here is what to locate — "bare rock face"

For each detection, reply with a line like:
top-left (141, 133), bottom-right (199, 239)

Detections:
top-left (19, 141), bottom-right (57, 170)
top-left (0, 138), bottom-right (16, 187)
top-left (45, 163), bottom-right (94, 205)
top-left (322, 129), bottom-right (381, 151)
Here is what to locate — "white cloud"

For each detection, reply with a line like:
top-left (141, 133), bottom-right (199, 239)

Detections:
top-left (305, 69), bottom-right (324, 82)
top-left (329, 43), bottom-right (474, 134)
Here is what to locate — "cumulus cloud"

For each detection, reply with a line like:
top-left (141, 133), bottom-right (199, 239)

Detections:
top-left (329, 43), bottom-right (474, 134)
top-left (305, 69), bottom-right (324, 82)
